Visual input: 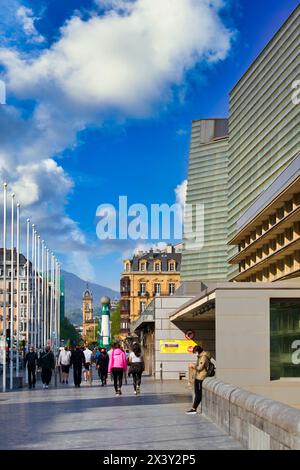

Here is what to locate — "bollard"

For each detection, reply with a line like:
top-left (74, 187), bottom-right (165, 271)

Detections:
top-left (160, 362), bottom-right (163, 383)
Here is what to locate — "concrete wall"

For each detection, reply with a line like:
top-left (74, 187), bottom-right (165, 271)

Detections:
top-left (154, 296), bottom-right (215, 380)
top-left (215, 287), bottom-right (300, 408)
top-left (202, 378), bottom-right (300, 450)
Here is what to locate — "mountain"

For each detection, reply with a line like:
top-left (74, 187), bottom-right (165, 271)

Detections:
top-left (62, 270), bottom-right (119, 325)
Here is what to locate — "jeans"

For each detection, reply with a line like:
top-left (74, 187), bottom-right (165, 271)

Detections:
top-left (41, 368), bottom-right (52, 385)
top-left (131, 363), bottom-right (143, 390)
top-left (193, 379), bottom-right (203, 410)
top-left (112, 368), bottom-right (123, 392)
top-left (28, 367), bottom-right (36, 387)
top-left (73, 366), bottom-right (82, 386)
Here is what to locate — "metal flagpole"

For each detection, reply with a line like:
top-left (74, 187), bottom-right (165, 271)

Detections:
top-left (43, 245), bottom-right (47, 348)
top-left (37, 235), bottom-right (40, 351)
top-left (50, 253), bottom-right (54, 349)
top-left (16, 203), bottom-right (20, 378)
top-left (25, 218), bottom-right (30, 384)
top-left (2, 182), bottom-right (7, 393)
top-left (30, 224), bottom-right (35, 347)
top-left (41, 240), bottom-right (44, 350)
top-left (46, 248), bottom-right (49, 346)
top-left (10, 192), bottom-right (15, 391)
top-left (34, 229), bottom-right (37, 350)
top-left (58, 263), bottom-right (61, 348)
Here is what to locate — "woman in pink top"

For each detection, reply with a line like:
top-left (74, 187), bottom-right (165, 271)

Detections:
top-left (108, 342), bottom-right (127, 396)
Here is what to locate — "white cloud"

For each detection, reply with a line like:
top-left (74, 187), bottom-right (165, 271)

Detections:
top-left (0, 0), bottom-right (233, 280)
top-left (175, 179), bottom-right (187, 209)
top-left (16, 5), bottom-right (45, 44)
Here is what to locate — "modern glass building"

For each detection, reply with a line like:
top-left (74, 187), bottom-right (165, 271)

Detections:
top-left (227, 4), bottom-right (300, 280)
top-left (180, 119), bottom-right (229, 281)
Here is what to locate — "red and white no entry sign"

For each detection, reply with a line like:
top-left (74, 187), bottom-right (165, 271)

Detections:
top-left (185, 330), bottom-right (195, 340)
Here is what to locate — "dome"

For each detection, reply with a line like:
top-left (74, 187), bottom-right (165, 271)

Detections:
top-left (101, 296), bottom-right (111, 305)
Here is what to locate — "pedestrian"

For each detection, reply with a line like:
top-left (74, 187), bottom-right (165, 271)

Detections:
top-left (186, 345), bottom-right (210, 415)
top-left (70, 345), bottom-right (85, 387)
top-left (96, 348), bottom-right (109, 386)
top-left (108, 342), bottom-right (127, 396)
top-left (38, 346), bottom-right (55, 389)
top-left (128, 343), bottom-right (144, 395)
top-left (58, 346), bottom-right (72, 384)
top-left (24, 346), bottom-right (38, 389)
top-left (124, 349), bottom-right (130, 384)
top-left (83, 346), bottom-right (93, 385)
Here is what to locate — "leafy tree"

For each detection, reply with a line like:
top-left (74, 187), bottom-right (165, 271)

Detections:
top-left (61, 317), bottom-right (81, 344)
top-left (111, 302), bottom-right (121, 340)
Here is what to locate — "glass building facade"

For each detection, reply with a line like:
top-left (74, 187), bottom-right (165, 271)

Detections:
top-left (270, 298), bottom-right (300, 379)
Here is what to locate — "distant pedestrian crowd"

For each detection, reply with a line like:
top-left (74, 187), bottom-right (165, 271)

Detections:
top-left (24, 341), bottom-right (145, 396)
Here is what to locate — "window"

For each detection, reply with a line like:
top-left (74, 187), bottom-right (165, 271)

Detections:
top-left (154, 283), bottom-right (161, 296)
top-left (169, 283), bottom-right (175, 295)
top-left (270, 298), bottom-right (300, 380)
top-left (154, 262), bottom-right (160, 272)
top-left (169, 262), bottom-right (175, 272)
top-left (140, 262), bottom-right (146, 272)
top-left (139, 283), bottom-right (146, 295)
top-left (140, 302), bottom-right (146, 314)
top-left (125, 262), bottom-right (130, 272)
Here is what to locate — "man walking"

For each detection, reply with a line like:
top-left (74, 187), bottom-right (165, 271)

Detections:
top-left (71, 345), bottom-right (85, 388)
top-left (38, 346), bottom-right (55, 389)
top-left (58, 346), bottom-right (72, 384)
top-left (24, 346), bottom-right (38, 389)
top-left (83, 346), bottom-right (93, 385)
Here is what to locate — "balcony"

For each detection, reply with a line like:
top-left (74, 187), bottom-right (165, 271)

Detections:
top-left (130, 299), bottom-right (155, 333)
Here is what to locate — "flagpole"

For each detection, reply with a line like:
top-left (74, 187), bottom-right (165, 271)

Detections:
top-left (58, 263), bottom-right (61, 348)
top-left (46, 248), bottom-right (49, 346)
top-left (34, 230), bottom-right (37, 350)
top-left (16, 202), bottom-right (20, 378)
top-left (50, 253), bottom-right (54, 349)
top-left (41, 240), bottom-right (44, 351)
top-left (30, 224), bottom-right (35, 347)
top-left (25, 218), bottom-right (30, 384)
top-left (2, 182), bottom-right (7, 393)
top-left (10, 192), bottom-right (15, 390)
top-left (37, 235), bottom-right (40, 351)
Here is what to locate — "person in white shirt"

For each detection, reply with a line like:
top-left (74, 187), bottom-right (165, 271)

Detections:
top-left (58, 347), bottom-right (72, 384)
top-left (128, 343), bottom-right (144, 395)
top-left (83, 346), bottom-right (93, 384)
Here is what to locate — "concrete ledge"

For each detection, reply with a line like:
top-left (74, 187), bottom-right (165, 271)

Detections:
top-left (202, 378), bottom-right (300, 450)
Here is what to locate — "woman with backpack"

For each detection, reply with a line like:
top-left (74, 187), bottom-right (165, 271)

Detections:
top-left (108, 342), bottom-right (127, 396)
top-left (186, 345), bottom-right (213, 415)
top-left (128, 342), bottom-right (144, 395)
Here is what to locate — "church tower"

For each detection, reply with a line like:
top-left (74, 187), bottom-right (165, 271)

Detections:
top-left (82, 285), bottom-right (94, 341)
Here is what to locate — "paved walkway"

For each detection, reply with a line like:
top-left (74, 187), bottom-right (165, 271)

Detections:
top-left (0, 375), bottom-right (243, 450)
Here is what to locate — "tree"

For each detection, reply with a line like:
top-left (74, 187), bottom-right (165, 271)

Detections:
top-left (60, 317), bottom-right (81, 344)
top-left (111, 302), bottom-right (121, 340)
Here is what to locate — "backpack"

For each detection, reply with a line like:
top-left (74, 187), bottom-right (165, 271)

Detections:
top-left (205, 358), bottom-right (216, 377)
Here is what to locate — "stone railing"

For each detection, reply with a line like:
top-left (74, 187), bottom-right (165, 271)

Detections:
top-left (202, 378), bottom-right (300, 450)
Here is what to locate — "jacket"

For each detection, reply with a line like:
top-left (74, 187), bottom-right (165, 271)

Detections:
top-left (108, 348), bottom-right (127, 372)
top-left (70, 349), bottom-right (85, 368)
top-left (96, 353), bottom-right (109, 372)
top-left (194, 351), bottom-right (210, 381)
top-left (25, 351), bottom-right (38, 368)
top-left (38, 350), bottom-right (55, 369)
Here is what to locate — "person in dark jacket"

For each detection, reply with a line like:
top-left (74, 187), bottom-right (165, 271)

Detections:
top-left (96, 348), bottom-right (109, 386)
top-left (70, 345), bottom-right (85, 387)
top-left (24, 346), bottom-right (38, 389)
top-left (38, 346), bottom-right (55, 389)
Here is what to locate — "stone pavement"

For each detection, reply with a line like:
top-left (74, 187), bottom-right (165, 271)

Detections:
top-left (0, 374), bottom-right (243, 450)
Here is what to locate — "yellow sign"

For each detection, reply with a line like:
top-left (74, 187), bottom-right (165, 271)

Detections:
top-left (160, 339), bottom-right (199, 354)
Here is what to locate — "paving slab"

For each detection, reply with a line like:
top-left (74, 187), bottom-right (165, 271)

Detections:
top-left (0, 375), bottom-right (243, 450)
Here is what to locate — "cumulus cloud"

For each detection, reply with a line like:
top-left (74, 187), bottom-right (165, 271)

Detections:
top-left (175, 179), bottom-right (187, 209)
top-left (16, 6), bottom-right (45, 44)
top-left (0, 0), bottom-right (233, 280)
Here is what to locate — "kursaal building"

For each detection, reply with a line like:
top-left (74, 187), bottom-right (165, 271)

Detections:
top-left (131, 4), bottom-right (300, 416)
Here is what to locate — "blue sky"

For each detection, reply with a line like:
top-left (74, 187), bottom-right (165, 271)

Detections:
top-left (0, 0), bottom-right (299, 291)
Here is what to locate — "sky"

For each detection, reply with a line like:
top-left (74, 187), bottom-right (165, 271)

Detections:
top-left (0, 0), bottom-right (299, 291)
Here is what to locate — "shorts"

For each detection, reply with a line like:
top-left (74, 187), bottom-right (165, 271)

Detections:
top-left (61, 365), bottom-right (70, 374)
top-left (84, 362), bottom-right (91, 371)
